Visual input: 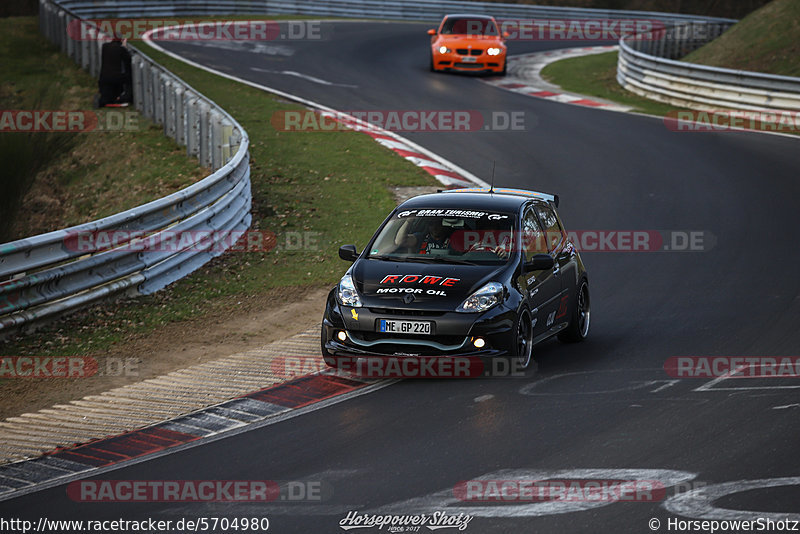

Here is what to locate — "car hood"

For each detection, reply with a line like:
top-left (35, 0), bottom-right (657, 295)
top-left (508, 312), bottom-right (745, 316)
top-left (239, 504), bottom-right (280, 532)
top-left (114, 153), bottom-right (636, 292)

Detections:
top-left (352, 259), bottom-right (508, 310)
top-left (437, 35), bottom-right (504, 45)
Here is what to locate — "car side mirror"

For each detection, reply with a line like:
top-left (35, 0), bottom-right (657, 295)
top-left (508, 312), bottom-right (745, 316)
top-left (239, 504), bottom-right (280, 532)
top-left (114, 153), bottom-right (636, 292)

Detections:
top-left (503, 31), bottom-right (510, 38)
top-left (524, 254), bottom-right (554, 272)
top-left (427, 29), bottom-right (437, 35)
top-left (339, 245), bottom-right (359, 262)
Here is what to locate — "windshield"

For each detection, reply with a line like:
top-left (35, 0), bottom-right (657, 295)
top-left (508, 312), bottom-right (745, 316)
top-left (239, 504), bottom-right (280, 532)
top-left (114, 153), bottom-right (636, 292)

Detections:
top-left (367, 209), bottom-right (515, 265)
top-left (440, 18), bottom-right (500, 36)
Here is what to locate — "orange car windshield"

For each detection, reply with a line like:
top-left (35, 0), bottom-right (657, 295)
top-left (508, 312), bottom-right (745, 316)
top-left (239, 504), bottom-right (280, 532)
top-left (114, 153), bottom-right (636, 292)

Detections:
top-left (440, 18), bottom-right (499, 36)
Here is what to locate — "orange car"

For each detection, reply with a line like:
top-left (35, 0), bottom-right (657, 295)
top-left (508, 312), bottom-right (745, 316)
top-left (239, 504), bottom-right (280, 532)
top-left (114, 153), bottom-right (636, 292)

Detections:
top-left (428, 14), bottom-right (508, 75)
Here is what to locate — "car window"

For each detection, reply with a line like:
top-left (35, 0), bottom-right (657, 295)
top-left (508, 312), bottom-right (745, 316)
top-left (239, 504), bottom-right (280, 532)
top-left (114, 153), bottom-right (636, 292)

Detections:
top-left (534, 205), bottom-right (564, 252)
top-left (367, 209), bottom-right (515, 265)
top-left (522, 207), bottom-right (548, 260)
top-left (440, 18), bottom-right (499, 36)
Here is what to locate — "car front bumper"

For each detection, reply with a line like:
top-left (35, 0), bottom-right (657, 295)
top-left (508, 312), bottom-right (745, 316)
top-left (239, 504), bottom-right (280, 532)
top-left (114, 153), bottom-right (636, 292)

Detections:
top-left (321, 289), bottom-right (518, 362)
top-left (432, 51), bottom-right (505, 72)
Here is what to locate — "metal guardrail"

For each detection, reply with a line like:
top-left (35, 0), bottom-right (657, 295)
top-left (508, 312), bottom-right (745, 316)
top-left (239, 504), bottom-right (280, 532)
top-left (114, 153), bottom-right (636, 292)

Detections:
top-left (618, 22), bottom-right (800, 112)
top-left (0, 0), bottom-right (738, 336)
top-left (52, 0), bottom-right (733, 23)
top-left (0, 0), bottom-right (250, 335)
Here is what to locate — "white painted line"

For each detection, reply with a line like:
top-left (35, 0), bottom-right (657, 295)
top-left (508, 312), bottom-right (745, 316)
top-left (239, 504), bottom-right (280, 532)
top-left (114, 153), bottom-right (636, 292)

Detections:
top-left (251, 67), bottom-right (358, 88)
top-left (404, 156), bottom-right (453, 171)
top-left (694, 364), bottom-right (800, 391)
top-left (373, 138), bottom-right (416, 152)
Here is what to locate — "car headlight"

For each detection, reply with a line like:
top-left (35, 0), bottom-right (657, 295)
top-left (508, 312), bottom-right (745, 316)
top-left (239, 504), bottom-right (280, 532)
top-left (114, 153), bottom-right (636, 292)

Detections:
top-left (438, 46), bottom-right (451, 54)
top-left (487, 47), bottom-right (502, 56)
top-left (337, 273), bottom-right (362, 308)
top-left (456, 282), bottom-right (504, 313)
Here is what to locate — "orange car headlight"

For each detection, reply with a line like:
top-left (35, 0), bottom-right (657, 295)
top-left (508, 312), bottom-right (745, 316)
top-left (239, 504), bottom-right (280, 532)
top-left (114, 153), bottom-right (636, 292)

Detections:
top-left (438, 46), bottom-right (451, 54)
top-left (487, 47), bottom-right (503, 56)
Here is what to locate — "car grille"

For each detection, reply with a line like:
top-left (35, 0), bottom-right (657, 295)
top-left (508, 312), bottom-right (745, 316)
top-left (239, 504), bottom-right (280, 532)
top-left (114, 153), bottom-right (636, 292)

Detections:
top-left (456, 49), bottom-right (483, 56)
top-left (357, 332), bottom-right (465, 345)
top-left (369, 308), bottom-right (446, 317)
top-left (454, 63), bottom-right (484, 69)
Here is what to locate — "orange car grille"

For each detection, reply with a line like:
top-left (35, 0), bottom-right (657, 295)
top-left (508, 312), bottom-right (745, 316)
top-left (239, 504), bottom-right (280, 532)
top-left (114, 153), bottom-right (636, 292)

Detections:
top-left (456, 49), bottom-right (483, 56)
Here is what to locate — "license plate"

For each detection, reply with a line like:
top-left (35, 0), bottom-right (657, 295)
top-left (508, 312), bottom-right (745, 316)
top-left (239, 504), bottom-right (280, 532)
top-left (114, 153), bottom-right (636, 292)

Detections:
top-left (378, 319), bottom-right (432, 335)
top-left (462, 56), bottom-right (477, 62)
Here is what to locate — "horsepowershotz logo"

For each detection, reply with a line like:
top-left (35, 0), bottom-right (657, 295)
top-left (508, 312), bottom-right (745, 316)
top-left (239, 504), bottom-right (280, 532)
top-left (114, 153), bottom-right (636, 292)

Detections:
top-left (339, 511), bottom-right (473, 531)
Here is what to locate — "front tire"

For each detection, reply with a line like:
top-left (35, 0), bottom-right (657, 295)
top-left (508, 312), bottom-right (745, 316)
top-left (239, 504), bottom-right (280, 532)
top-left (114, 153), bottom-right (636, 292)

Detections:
top-left (510, 308), bottom-right (534, 371)
top-left (558, 278), bottom-right (590, 343)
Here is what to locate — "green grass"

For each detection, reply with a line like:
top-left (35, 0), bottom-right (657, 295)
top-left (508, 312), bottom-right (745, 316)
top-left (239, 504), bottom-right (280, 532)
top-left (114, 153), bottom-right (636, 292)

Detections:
top-left (683, 0), bottom-right (800, 77)
top-left (540, 51), bottom-right (681, 116)
top-left (1, 18), bottom-right (435, 357)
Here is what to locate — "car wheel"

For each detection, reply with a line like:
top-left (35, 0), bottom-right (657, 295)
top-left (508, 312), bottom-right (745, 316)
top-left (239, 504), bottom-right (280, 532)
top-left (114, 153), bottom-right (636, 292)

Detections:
top-left (500, 60), bottom-right (507, 76)
top-left (511, 307), bottom-right (534, 371)
top-left (558, 278), bottom-right (590, 343)
top-left (321, 325), bottom-right (337, 367)
top-left (429, 53), bottom-right (435, 72)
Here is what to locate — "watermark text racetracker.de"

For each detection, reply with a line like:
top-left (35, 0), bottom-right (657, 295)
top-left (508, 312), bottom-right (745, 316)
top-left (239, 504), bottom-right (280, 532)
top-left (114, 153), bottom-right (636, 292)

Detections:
top-left (665, 110), bottom-right (800, 134)
top-left (0, 110), bottom-right (139, 133)
top-left (484, 19), bottom-right (720, 42)
top-left (275, 355), bottom-right (528, 379)
top-left (495, 18), bottom-right (664, 41)
top-left (455, 478), bottom-right (666, 502)
top-left (271, 109), bottom-right (527, 133)
top-left (63, 230), bottom-right (325, 254)
top-left (0, 356), bottom-right (139, 378)
top-left (67, 18), bottom-right (323, 42)
top-left (67, 479), bottom-right (327, 502)
top-left (445, 229), bottom-right (714, 253)
top-left (664, 356), bottom-right (800, 378)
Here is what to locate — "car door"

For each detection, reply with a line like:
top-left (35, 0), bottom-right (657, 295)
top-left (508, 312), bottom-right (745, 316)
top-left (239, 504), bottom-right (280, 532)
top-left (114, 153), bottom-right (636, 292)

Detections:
top-left (520, 204), bottom-right (561, 337)
top-left (534, 203), bottom-right (575, 329)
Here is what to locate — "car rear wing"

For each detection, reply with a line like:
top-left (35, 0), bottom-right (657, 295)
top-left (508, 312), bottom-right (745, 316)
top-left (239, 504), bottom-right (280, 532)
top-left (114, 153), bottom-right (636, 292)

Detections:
top-left (441, 187), bottom-right (559, 207)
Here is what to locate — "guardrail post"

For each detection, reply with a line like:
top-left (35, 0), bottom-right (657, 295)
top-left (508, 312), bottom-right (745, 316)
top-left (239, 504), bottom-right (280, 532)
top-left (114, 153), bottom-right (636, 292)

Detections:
top-left (186, 94), bottom-right (200, 158)
top-left (221, 122), bottom-right (233, 166)
top-left (77, 23), bottom-right (88, 70)
top-left (175, 85), bottom-right (185, 146)
top-left (132, 55), bottom-right (144, 112)
top-left (211, 111), bottom-right (223, 170)
top-left (154, 72), bottom-right (166, 126)
top-left (165, 79), bottom-right (178, 141)
top-left (89, 38), bottom-right (100, 78)
top-left (143, 64), bottom-right (154, 120)
top-left (198, 101), bottom-right (211, 168)
top-left (65, 14), bottom-right (75, 60)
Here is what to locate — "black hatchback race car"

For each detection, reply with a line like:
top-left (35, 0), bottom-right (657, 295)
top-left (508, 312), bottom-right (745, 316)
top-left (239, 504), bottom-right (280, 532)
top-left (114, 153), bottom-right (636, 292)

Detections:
top-left (321, 188), bottom-right (589, 374)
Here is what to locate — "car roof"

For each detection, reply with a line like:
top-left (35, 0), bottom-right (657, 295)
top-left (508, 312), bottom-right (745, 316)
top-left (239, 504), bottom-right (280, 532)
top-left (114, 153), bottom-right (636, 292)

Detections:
top-left (397, 189), bottom-right (556, 213)
top-left (443, 14), bottom-right (496, 20)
